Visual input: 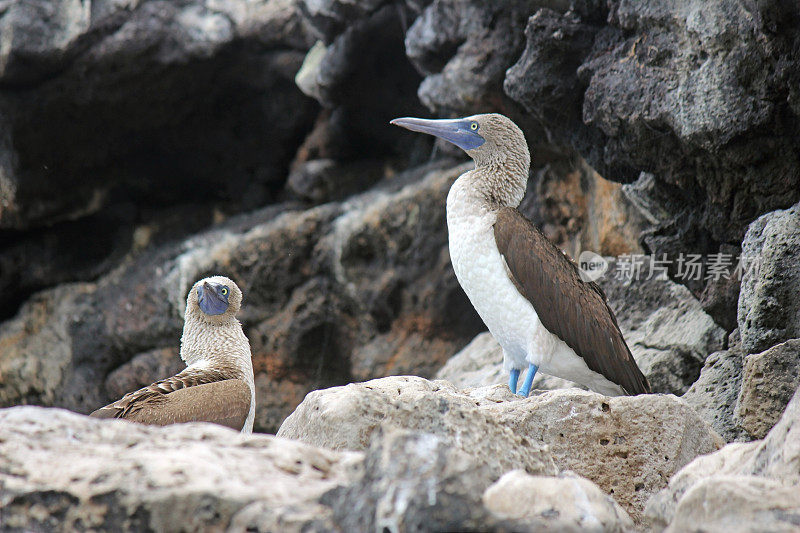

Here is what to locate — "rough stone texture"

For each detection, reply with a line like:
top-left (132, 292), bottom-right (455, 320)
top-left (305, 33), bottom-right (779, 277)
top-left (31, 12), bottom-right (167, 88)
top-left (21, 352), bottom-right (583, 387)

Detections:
top-left (738, 202), bottom-right (800, 355)
top-left (321, 428), bottom-right (505, 532)
top-left (280, 376), bottom-right (722, 525)
top-left (665, 477), bottom-right (800, 533)
top-left (483, 388), bottom-right (723, 525)
top-left (506, 0), bottom-right (800, 260)
top-left (0, 406), bottom-right (359, 532)
top-left (483, 470), bottom-right (635, 533)
top-left (682, 340), bottom-right (748, 443)
top-left (646, 386), bottom-right (800, 531)
top-left (0, 0), bottom-right (319, 317)
top-left (0, 163), bottom-right (485, 433)
top-left (277, 376), bottom-right (558, 479)
top-left (599, 259), bottom-right (726, 394)
top-left (406, 0), bottom-right (564, 115)
top-left (435, 258), bottom-right (726, 396)
top-left (735, 339), bottom-right (800, 440)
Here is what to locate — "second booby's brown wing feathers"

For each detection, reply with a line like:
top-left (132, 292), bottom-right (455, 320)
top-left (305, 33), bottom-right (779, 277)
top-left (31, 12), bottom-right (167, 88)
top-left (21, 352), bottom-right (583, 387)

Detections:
top-left (493, 207), bottom-right (650, 395)
top-left (90, 365), bottom-right (250, 430)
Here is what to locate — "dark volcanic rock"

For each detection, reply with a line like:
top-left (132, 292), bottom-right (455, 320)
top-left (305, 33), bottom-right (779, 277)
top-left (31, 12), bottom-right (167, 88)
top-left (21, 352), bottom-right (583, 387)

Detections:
top-left (738, 201), bottom-right (800, 355)
top-left (506, 0), bottom-right (800, 259)
top-left (0, 162), bottom-right (484, 433)
top-left (405, 0), bottom-right (568, 115)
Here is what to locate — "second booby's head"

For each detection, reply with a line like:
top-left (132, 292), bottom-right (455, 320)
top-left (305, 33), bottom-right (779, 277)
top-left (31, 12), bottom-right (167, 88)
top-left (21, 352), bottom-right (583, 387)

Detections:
top-left (390, 113), bottom-right (529, 169)
top-left (186, 275), bottom-right (243, 323)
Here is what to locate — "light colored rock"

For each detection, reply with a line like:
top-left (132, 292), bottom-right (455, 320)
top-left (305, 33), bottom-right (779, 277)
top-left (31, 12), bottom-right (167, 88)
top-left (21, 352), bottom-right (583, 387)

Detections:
top-left (0, 406), bottom-right (359, 532)
top-left (483, 470), bottom-right (635, 533)
top-left (738, 201), bottom-right (800, 354)
top-left (280, 376), bottom-right (721, 526)
top-left (482, 388), bottom-right (723, 525)
top-left (666, 476), bottom-right (800, 533)
top-left (645, 387), bottom-right (800, 530)
top-left (735, 339), bottom-right (800, 439)
top-left (323, 428), bottom-right (504, 532)
top-left (435, 332), bottom-right (581, 392)
top-left (277, 376), bottom-right (557, 479)
top-left (682, 343), bottom-right (748, 442)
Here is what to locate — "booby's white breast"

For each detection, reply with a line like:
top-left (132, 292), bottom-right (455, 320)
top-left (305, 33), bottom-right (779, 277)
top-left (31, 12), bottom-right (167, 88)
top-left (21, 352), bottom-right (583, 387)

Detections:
top-left (446, 176), bottom-right (624, 395)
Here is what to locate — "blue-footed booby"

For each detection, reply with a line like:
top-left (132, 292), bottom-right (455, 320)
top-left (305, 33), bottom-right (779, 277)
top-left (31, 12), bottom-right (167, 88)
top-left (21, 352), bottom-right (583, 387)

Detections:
top-left (391, 114), bottom-right (650, 397)
top-left (91, 276), bottom-right (256, 433)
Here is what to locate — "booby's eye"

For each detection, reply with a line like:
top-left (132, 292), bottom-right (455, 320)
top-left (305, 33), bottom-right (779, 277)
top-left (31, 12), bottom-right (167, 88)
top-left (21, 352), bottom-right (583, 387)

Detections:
top-left (470, 122), bottom-right (479, 131)
top-left (220, 287), bottom-right (229, 296)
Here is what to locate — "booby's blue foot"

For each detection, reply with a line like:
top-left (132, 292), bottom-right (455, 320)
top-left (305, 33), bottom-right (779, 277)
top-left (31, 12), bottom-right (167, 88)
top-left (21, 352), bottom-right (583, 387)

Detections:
top-left (518, 364), bottom-right (539, 397)
top-left (508, 368), bottom-right (521, 394)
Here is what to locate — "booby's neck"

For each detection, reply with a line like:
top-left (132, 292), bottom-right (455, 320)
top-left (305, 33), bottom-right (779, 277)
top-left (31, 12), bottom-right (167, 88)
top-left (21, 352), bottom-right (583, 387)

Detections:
top-left (449, 148), bottom-right (530, 215)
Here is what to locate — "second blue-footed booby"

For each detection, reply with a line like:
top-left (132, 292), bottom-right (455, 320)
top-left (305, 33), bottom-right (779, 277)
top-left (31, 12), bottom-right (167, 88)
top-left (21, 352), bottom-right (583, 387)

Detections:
top-left (91, 276), bottom-right (256, 433)
top-left (391, 114), bottom-right (650, 397)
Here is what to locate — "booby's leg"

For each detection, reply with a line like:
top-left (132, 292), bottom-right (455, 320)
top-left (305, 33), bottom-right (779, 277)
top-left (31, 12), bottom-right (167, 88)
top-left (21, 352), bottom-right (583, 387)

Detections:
top-left (508, 368), bottom-right (521, 394)
top-left (518, 364), bottom-right (539, 397)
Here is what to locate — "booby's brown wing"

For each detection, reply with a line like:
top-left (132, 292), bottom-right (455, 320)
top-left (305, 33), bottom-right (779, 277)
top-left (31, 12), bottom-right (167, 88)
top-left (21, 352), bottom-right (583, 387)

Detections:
top-left (493, 207), bottom-right (650, 395)
top-left (90, 366), bottom-right (250, 430)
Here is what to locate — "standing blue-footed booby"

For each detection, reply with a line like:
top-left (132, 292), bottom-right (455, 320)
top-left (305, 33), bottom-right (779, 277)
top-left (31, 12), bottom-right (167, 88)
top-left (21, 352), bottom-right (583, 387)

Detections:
top-left (91, 276), bottom-right (256, 433)
top-left (391, 114), bottom-right (650, 397)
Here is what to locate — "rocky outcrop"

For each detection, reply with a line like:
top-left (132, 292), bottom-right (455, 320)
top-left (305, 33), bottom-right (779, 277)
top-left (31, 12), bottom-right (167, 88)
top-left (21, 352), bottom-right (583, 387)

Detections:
top-left (277, 376), bottom-right (558, 478)
top-left (0, 405), bottom-right (636, 532)
top-left (738, 201), bottom-right (800, 355)
top-left (681, 336), bottom-right (748, 442)
top-left (279, 376), bottom-right (722, 525)
top-left (0, 406), bottom-right (359, 532)
top-left (506, 1), bottom-right (800, 258)
top-left (735, 339), bottom-right (800, 440)
top-left (646, 386), bottom-right (800, 532)
top-left (483, 387), bottom-right (723, 525)
top-left (0, 163), bottom-right (487, 433)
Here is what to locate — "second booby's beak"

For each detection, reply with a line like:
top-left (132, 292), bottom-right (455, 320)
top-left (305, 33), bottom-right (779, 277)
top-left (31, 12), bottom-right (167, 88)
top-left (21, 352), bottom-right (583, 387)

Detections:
top-left (198, 281), bottom-right (229, 316)
top-left (390, 117), bottom-right (485, 151)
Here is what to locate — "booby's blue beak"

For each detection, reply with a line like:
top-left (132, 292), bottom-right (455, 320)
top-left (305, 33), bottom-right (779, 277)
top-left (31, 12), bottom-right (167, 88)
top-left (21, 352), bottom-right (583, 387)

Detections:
top-left (390, 117), bottom-right (485, 151)
top-left (197, 281), bottom-right (230, 316)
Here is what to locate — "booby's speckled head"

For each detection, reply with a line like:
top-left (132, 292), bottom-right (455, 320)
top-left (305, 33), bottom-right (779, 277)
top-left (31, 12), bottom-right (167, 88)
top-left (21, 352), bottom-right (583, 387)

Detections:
top-left (186, 276), bottom-right (243, 323)
top-left (390, 113), bottom-right (529, 170)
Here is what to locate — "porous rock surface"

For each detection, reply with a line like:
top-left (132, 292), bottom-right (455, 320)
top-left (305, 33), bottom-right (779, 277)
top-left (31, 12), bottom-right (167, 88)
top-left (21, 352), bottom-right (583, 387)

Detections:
top-left (646, 387), bottom-right (800, 532)
top-left (0, 405), bottom-right (637, 532)
top-left (738, 201), bottom-right (800, 355)
top-left (735, 339), bottom-right (800, 440)
top-left (279, 375), bottom-right (722, 525)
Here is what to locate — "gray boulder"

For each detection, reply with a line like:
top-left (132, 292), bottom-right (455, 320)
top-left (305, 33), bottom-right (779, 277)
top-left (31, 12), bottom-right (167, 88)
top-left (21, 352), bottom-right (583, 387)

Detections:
top-left (483, 470), bottom-right (635, 533)
top-left (0, 406), bottom-right (358, 532)
top-left (738, 202), bottom-right (800, 355)
top-left (682, 342), bottom-right (748, 443)
top-left (280, 376), bottom-right (722, 525)
top-left (483, 388), bottom-right (723, 525)
top-left (735, 339), bottom-right (800, 440)
top-left (646, 386), bottom-right (800, 531)
top-left (277, 376), bottom-right (558, 478)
